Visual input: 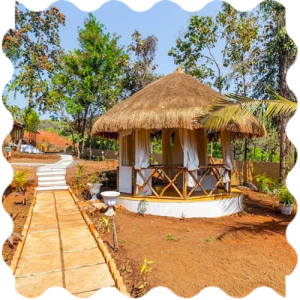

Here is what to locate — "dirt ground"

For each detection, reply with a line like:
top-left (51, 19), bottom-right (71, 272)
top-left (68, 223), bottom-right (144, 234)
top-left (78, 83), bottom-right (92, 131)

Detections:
top-left (1, 157), bottom-right (297, 297)
top-left (85, 189), bottom-right (297, 298)
top-left (2, 166), bottom-right (37, 265)
top-left (9, 152), bottom-right (60, 164)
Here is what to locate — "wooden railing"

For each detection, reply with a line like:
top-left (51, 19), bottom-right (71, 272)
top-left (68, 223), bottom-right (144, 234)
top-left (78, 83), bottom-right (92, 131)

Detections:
top-left (133, 164), bottom-right (231, 200)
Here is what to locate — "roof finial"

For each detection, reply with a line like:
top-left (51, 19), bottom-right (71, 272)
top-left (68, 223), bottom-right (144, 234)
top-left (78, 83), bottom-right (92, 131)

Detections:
top-left (175, 66), bottom-right (183, 73)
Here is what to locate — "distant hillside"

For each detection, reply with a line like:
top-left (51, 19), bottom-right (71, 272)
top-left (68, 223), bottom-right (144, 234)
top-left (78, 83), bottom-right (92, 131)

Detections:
top-left (39, 119), bottom-right (61, 133)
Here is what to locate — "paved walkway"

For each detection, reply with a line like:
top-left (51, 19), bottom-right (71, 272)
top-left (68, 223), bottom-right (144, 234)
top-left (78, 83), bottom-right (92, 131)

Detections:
top-left (15, 190), bottom-right (115, 298)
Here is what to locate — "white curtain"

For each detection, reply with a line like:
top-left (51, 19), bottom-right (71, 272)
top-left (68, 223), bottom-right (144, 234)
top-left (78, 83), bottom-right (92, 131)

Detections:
top-left (196, 129), bottom-right (208, 166)
top-left (172, 130), bottom-right (183, 166)
top-left (162, 129), bottom-right (173, 179)
top-left (135, 129), bottom-right (150, 186)
top-left (181, 130), bottom-right (199, 187)
top-left (220, 130), bottom-right (234, 183)
top-left (119, 130), bottom-right (132, 166)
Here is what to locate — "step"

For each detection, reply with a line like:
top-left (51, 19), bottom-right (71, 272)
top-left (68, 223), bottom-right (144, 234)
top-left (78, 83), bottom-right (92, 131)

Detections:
top-left (38, 180), bottom-right (66, 187)
top-left (37, 171), bottom-right (66, 177)
top-left (38, 176), bottom-right (65, 182)
top-left (37, 168), bottom-right (66, 172)
top-left (35, 185), bottom-right (69, 191)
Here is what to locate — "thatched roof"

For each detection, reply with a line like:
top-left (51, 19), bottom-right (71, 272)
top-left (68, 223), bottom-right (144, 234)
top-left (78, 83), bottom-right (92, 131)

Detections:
top-left (92, 67), bottom-right (266, 139)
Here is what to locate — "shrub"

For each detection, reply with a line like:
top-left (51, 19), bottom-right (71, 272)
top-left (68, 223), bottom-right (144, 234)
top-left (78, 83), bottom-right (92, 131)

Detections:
top-left (14, 170), bottom-right (28, 192)
top-left (255, 173), bottom-right (274, 194)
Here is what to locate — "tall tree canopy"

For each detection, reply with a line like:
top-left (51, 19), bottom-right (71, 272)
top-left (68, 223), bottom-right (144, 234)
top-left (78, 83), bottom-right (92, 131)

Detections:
top-left (256, 0), bottom-right (297, 181)
top-left (50, 14), bottom-right (128, 157)
top-left (123, 30), bottom-right (158, 97)
top-left (2, 2), bottom-right (65, 149)
top-left (168, 15), bottom-right (230, 93)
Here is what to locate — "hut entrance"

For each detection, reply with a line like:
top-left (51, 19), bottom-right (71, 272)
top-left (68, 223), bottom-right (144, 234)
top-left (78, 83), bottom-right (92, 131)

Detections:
top-left (119, 128), bottom-right (233, 200)
top-left (119, 130), bottom-right (133, 193)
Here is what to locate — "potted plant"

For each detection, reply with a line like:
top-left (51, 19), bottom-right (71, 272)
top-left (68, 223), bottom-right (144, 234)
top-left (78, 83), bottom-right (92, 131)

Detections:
top-left (278, 187), bottom-right (294, 215)
top-left (87, 172), bottom-right (107, 202)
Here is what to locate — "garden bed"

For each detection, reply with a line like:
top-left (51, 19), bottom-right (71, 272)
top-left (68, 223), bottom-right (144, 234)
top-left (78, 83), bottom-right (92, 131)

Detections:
top-left (85, 190), bottom-right (296, 298)
top-left (2, 166), bottom-right (37, 265)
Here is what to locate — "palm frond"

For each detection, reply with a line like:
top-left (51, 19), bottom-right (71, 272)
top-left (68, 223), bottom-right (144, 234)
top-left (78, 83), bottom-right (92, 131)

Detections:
top-left (200, 88), bottom-right (297, 133)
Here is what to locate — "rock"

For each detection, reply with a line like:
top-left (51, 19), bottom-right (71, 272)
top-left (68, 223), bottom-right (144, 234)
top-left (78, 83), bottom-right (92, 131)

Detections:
top-left (242, 181), bottom-right (258, 191)
top-left (92, 202), bottom-right (107, 210)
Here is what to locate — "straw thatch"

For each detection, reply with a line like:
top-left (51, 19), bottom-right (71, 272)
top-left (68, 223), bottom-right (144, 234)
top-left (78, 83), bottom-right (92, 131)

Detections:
top-left (92, 67), bottom-right (266, 139)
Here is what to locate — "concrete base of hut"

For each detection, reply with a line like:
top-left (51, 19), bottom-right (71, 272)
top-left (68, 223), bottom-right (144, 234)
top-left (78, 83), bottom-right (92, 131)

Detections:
top-left (117, 189), bottom-right (243, 218)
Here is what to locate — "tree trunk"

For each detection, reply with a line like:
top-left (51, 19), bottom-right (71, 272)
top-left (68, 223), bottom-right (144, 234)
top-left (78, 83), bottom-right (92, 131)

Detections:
top-left (278, 50), bottom-right (289, 183)
top-left (243, 139), bottom-right (248, 183)
top-left (16, 127), bottom-right (25, 151)
top-left (279, 115), bottom-right (287, 183)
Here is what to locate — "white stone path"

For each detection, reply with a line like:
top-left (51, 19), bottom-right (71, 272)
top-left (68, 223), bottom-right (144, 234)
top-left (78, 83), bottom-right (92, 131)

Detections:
top-left (15, 155), bottom-right (115, 297)
top-left (36, 154), bottom-right (74, 191)
top-left (15, 190), bottom-right (115, 298)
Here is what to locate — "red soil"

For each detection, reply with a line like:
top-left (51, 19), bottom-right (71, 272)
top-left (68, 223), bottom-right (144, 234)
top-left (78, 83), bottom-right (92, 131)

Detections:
top-left (24, 130), bottom-right (72, 147)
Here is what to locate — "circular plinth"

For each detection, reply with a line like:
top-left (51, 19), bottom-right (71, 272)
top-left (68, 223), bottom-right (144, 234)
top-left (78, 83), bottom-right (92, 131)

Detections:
top-left (117, 192), bottom-right (243, 218)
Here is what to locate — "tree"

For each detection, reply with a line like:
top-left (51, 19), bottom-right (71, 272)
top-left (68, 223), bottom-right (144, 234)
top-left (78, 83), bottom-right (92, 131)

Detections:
top-left (123, 30), bottom-right (158, 97)
top-left (2, 3), bottom-right (65, 150)
top-left (200, 89), bottom-right (297, 133)
top-left (50, 14), bottom-right (128, 158)
top-left (217, 3), bottom-right (261, 174)
top-left (254, 0), bottom-right (297, 181)
top-left (168, 15), bottom-right (230, 93)
top-left (5, 98), bottom-right (40, 138)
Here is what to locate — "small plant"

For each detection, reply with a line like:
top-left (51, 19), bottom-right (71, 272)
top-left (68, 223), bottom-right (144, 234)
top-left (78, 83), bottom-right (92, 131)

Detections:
top-left (277, 187), bottom-right (294, 207)
top-left (167, 233), bottom-right (175, 241)
top-left (75, 163), bottom-right (84, 189)
top-left (14, 170), bottom-right (28, 193)
top-left (88, 173), bottom-right (101, 184)
top-left (137, 199), bottom-right (148, 216)
top-left (99, 216), bottom-right (110, 233)
top-left (99, 172), bottom-right (108, 182)
top-left (139, 258), bottom-right (155, 295)
top-left (255, 173), bottom-right (274, 194)
top-left (96, 156), bottom-right (101, 161)
top-left (205, 238), bottom-right (211, 243)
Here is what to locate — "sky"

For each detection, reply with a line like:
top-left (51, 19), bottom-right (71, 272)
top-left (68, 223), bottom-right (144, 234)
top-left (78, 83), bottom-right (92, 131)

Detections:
top-left (9, 0), bottom-right (227, 119)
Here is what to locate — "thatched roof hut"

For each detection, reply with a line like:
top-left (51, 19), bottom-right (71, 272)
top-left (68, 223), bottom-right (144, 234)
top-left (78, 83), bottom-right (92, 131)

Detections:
top-left (92, 67), bottom-right (266, 139)
top-left (91, 67), bottom-right (267, 210)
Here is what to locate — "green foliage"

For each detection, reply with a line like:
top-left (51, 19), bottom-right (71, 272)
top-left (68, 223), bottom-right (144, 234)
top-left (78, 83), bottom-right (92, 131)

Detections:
top-left (167, 233), bottom-right (175, 242)
top-left (123, 30), bottom-right (159, 97)
top-left (255, 173), bottom-right (274, 194)
top-left (168, 15), bottom-right (229, 93)
top-left (99, 216), bottom-right (110, 233)
top-left (75, 164), bottom-right (84, 189)
top-left (3, 3), bottom-right (65, 112)
top-left (139, 258), bottom-right (155, 295)
top-left (152, 136), bottom-right (162, 154)
top-left (205, 238), bottom-right (212, 243)
top-left (14, 170), bottom-right (28, 192)
top-left (253, 0), bottom-right (297, 99)
top-left (88, 172), bottom-right (108, 184)
top-left (273, 186), bottom-right (294, 206)
top-left (49, 13), bottom-right (128, 154)
top-left (218, 3), bottom-right (260, 96)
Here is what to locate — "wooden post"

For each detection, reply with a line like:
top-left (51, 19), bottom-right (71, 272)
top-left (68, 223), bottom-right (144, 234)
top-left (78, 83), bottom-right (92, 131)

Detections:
top-left (183, 168), bottom-right (187, 199)
top-left (228, 170), bottom-right (232, 193)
